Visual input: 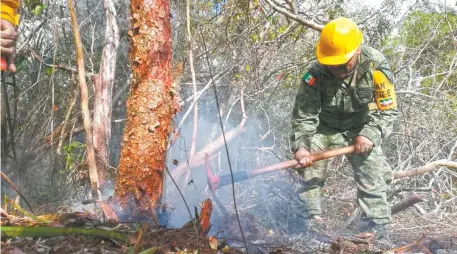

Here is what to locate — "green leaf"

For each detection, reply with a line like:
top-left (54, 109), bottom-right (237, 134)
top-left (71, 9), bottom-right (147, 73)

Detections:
top-left (250, 34), bottom-right (258, 43)
top-left (14, 58), bottom-right (27, 73)
top-left (31, 4), bottom-right (43, 16)
top-left (245, 65), bottom-right (251, 71)
top-left (45, 66), bottom-right (54, 76)
top-left (138, 247), bottom-right (157, 254)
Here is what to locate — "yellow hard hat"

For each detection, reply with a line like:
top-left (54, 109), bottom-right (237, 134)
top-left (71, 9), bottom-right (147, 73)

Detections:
top-left (316, 17), bottom-right (363, 65)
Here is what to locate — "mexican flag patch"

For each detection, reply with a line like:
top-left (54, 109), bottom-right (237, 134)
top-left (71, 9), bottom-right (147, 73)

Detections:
top-left (380, 98), bottom-right (393, 107)
top-left (302, 72), bottom-right (316, 86)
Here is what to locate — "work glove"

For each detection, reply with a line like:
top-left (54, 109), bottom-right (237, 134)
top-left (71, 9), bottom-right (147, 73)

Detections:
top-left (354, 135), bottom-right (373, 154)
top-left (294, 148), bottom-right (313, 169)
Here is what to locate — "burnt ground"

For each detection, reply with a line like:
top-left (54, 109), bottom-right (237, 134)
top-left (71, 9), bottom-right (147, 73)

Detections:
top-left (1, 200), bottom-right (457, 254)
top-left (2, 198), bottom-right (457, 254)
top-left (2, 164), bottom-right (457, 253)
top-left (2, 212), bottom-right (456, 254)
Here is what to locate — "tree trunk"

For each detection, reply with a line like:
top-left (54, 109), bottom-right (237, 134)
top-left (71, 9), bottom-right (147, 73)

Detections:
top-left (93, 0), bottom-right (120, 188)
top-left (115, 0), bottom-right (177, 215)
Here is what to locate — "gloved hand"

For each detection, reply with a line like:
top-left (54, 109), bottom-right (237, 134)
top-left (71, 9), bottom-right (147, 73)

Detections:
top-left (1, 19), bottom-right (18, 72)
top-left (354, 135), bottom-right (373, 154)
top-left (294, 148), bottom-right (313, 169)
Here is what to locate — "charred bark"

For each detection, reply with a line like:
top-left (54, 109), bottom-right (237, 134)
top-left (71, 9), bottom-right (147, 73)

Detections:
top-left (115, 0), bottom-right (177, 215)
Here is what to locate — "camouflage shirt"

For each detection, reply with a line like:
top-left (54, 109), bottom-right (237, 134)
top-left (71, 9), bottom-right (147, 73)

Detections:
top-left (291, 46), bottom-right (398, 151)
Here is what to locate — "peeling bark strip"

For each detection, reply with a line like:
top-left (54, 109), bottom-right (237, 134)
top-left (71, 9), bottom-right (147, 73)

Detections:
top-left (93, 0), bottom-right (120, 186)
top-left (115, 0), bottom-right (177, 214)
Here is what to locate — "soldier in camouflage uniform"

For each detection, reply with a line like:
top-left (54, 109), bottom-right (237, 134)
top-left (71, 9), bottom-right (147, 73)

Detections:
top-left (291, 17), bottom-right (398, 243)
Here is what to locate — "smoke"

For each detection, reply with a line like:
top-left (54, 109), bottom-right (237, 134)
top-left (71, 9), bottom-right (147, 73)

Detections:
top-left (162, 94), bottom-right (304, 235)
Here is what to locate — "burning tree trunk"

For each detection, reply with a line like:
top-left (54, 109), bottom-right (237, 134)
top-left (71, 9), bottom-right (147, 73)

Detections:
top-left (115, 0), bottom-right (177, 215)
top-left (93, 0), bottom-right (120, 188)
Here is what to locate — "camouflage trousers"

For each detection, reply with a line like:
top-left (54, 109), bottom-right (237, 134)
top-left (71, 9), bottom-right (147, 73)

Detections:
top-left (296, 129), bottom-right (393, 225)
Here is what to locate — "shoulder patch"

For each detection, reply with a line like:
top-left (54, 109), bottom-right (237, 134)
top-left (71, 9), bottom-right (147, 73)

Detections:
top-left (302, 72), bottom-right (316, 86)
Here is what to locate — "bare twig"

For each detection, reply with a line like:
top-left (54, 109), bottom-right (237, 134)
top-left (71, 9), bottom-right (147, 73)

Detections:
top-left (263, 0), bottom-right (323, 31)
top-left (199, 25), bottom-right (248, 252)
top-left (57, 80), bottom-right (77, 155)
top-left (0, 171), bottom-right (34, 213)
top-left (112, 76), bottom-right (131, 106)
top-left (177, 70), bottom-right (231, 129)
top-left (164, 166), bottom-right (199, 241)
top-left (187, 0), bottom-right (198, 159)
top-left (30, 50), bottom-right (95, 78)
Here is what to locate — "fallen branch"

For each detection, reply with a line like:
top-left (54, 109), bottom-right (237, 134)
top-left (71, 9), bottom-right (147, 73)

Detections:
top-left (1, 226), bottom-right (135, 243)
top-left (389, 235), bottom-right (431, 254)
top-left (0, 171), bottom-right (34, 213)
top-left (171, 122), bottom-right (246, 181)
top-left (391, 195), bottom-right (424, 215)
top-left (394, 160), bottom-right (457, 179)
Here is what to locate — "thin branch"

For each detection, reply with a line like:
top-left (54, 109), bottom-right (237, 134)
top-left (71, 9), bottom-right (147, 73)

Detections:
top-left (164, 166), bottom-right (199, 242)
top-left (239, 88), bottom-right (247, 126)
top-left (112, 76), bottom-right (131, 106)
top-left (68, 0), bottom-right (100, 199)
top-left (179, 67), bottom-right (234, 106)
top-left (16, 19), bottom-right (47, 55)
top-left (198, 26), bottom-right (248, 252)
top-left (177, 73), bottom-right (228, 129)
top-left (264, 0), bottom-right (323, 31)
top-left (187, 0), bottom-right (198, 158)
top-left (284, 0), bottom-right (297, 14)
top-left (0, 171), bottom-right (34, 213)
top-left (57, 81), bottom-right (77, 154)
top-left (449, 140), bottom-right (457, 160)
top-left (30, 50), bottom-right (95, 78)
top-left (396, 91), bottom-right (435, 98)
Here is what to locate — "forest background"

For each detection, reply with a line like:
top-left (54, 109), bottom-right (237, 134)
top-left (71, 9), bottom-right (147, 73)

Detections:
top-left (1, 0), bottom-right (457, 252)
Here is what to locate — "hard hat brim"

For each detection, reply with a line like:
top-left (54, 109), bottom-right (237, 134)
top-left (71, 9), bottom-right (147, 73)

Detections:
top-left (316, 45), bottom-right (359, 65)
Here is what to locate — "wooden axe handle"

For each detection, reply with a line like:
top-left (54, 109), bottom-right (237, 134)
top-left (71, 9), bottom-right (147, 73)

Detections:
top-left (247, 145), bottom-right (355, 178)
top-left (213, 145), bottom-right (356, 190)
